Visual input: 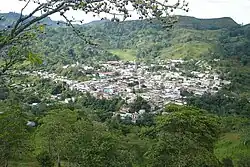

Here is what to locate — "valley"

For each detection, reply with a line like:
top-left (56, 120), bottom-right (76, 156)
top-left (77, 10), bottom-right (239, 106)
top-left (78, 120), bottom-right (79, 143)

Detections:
top-left (1, 6), bottom-right (250, 167)
top-left (22, 58), bottom-right (231, 123)
top-left (28, 59), bottom-right (228, 106)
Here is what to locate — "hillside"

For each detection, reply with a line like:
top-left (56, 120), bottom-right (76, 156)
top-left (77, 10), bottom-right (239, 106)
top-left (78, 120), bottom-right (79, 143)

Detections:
top-left (2, 12), bottom-right (249, 101)
top-left (1, 12), bottom-right (250, 68)
top-left (1, 12), bottom-right (247, 64)
top-left (176, 16), bottom-right (240, 30)
top-left (0, 12), bottom-right (60, 29)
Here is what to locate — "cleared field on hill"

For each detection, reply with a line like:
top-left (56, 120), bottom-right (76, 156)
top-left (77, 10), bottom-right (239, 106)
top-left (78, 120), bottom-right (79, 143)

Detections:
top-left (109, 49), bottom-right (137, 61)
top-left (160, 42), bottom-right (213, 59)
top-left (215, 132), bottom-right (250, 164)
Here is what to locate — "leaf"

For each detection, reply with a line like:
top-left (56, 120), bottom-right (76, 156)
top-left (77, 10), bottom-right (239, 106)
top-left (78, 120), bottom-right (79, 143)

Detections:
top-left (38, 24), bottom-right (45, 33)
top-left (79, 2), bottom-right (87, 7)
top-left (27, 51), bottom-right (43, 64)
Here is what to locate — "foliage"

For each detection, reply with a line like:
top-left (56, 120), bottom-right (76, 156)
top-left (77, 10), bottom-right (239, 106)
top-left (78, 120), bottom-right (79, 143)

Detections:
top-left (222, 158), bottom-right (234, 167)
top-left (236, 156), bottom-right (250, 167)
top-left (78, 93), bottom-right (124, 121)
top-left (215, 132), bottom-right (250, 167)
top-left (66, 120), bottom-right (132, 167)
top-left (36, 151), bottom-right (54, 167)
top-left (219, 25), bottom-right (250, 65)
top-left (144, 105), bottom-right (221, 167)
top-left (187, 92), bottom-right (250, 117)
top-left (176, 16), bottom-right (239, 30)
top-left (1, 11), bottom-right (247, 70)
top-left (129, 96), bottom-right (151, 113)
top-left (34, 108), bottom-right (135, 166)
top-left (35, 109), bottom-right (78, 166)
top-left (1, 89), bottom-right (250, 166)
top-left (0, 103), bottom-right (30, 167)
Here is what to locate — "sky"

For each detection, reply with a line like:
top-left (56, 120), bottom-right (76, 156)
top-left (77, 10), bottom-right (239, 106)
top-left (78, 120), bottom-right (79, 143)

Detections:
top-left (0, 0), bottom-right (250, 24)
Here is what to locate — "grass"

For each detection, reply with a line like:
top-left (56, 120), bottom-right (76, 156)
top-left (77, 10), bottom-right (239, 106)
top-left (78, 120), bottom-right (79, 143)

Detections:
top-left (215, 132), bottom-right (250, 164)
top-left (109, 49), bottom-right (137, 61)
top-left (9, 160), bottom-right (70, 167)
top-left (170, 28), bottom-right (221, 44)
top-left (160, 42), bottom-right (213, 60)
top-left (9, 161), bottom-right (39, 167)
top-left (109, 41), bottom-right (213, 61)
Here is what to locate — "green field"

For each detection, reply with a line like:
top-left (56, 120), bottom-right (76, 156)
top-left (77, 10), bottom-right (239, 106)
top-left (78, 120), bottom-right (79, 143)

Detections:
top-left (215, 132), bottom-right (250, 164)
top-left (9, 161), bottom-right (72, 167)
top-left (9, 161), bottom-right (39, 167)
top-left (109, 49), bottom-right (137, 61)
top-left (160, 42), bottom-right (213, 60)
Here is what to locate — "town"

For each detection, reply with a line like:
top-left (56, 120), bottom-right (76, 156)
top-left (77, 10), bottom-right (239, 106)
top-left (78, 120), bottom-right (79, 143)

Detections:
top-left (25, 59), bottom-right (231, 121)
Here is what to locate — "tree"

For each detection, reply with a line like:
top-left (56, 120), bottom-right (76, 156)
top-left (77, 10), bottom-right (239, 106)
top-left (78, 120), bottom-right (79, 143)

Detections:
top-left (25, 94), bottom-right (41, 104)
top-left (129, 96), bottom-right (151, 113)
top-left (66, 120), bottom-right (132, 167)
top-left (236, 156), bottom-right (250, 167)
top-left (0, 0), bottom-right (188, 77)
top-left (35, 108), bottom-right (133, 166)
top-left (51, 84), bottom-right (64, 95)
top-left (0, 104), bottom-right (30, 167)
top-left (222, 158), bottom-right (234, 167)
top-left (35, 109), bottom-right (78, 167)
top-left (136, 112), bottom-right (155, 126)
top-left (144, 105), bottom-right (221, 167)
top-left (36, 151), bottom-right (54, 167)
top-left (0, 85), bottom-right (9, 100)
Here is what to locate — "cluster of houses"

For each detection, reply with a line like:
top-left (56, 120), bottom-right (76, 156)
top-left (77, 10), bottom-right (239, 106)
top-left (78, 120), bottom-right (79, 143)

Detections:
top-left (29, 59), bottom-right (231, 122)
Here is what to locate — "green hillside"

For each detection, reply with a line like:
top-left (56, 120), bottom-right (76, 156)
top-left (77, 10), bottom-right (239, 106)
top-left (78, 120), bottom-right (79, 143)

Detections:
top-left (109, 49), bottom-right (137, 61)
top-left (37, 17), bottom-right (249, 64)
top-left (160, 41), bottom-right (213, 59)
top-left (2, 12), bottom-right (248, 65)
top-left (176, 16), bottom-right (240, 30)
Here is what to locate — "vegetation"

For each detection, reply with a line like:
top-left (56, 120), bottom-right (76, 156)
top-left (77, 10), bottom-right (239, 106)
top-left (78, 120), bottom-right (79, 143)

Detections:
top-left (2, 99), bottom-right (235, 167)
top-left (109, 49), bottom-right (137, 61)
top-left (1, 0), bottom-right (250, 166)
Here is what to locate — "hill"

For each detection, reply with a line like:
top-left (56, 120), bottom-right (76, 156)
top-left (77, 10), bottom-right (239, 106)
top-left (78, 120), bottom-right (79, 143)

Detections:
top-left (176, 16), bottom-right (240, 30)
top-left (0, 12), bottom-right (60, 28)
top-left (0, 12), bottom-right (249, 64)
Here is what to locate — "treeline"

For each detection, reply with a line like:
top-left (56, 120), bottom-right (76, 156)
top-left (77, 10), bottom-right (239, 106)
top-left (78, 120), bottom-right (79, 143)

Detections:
top-left (2, 101), bottom-right (250, 167)
top-left (186, 59), bottom-right (250, 117)
top-left (219, 24), bottom-right (250, 65)
top-left (1, 74), bottom-right (250, 166)
top-left (187, 92), bottom-right (250, 116)
top-left (37, 20), bottom-right (250, 64)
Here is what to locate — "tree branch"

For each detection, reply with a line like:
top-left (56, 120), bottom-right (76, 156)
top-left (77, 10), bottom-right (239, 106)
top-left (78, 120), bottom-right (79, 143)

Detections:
top-left (14, 2), bottom-right (66, 37)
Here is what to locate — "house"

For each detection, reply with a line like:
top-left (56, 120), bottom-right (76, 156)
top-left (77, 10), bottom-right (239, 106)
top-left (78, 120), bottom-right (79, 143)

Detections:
top-left (103, 88), bottom-right (114, 94)
top-left (131, 112), bottom-right (139, 123)
top-left (31, 103), bottom-right (38, 106)
top-left (27, 121), bottom-right (36, 127)
top-left (119, 112), bottom-right (132, 119)
top-left (139, 109), bottom-right (146, 115)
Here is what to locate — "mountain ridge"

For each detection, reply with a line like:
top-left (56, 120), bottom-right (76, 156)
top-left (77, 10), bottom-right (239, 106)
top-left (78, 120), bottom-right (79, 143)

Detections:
top-left (0, 12), bottom-right (242, 30)
top-left (176, 15), bottom-right (240, 30)
top-left (0, 12), bottom-right (61, 28)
